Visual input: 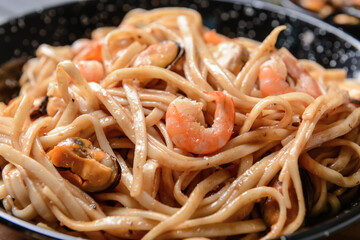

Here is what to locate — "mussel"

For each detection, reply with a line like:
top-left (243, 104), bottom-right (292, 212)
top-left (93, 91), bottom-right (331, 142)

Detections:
top-left (261, 170), bottom-right (314, 227)
top-left (300, 168), bottom-right (314, 220)
top-left (261, 178), bottom-right (298, 227)
top-left (336, 81), bottom-right (360, 105)
top-left (48, 137), bottom-right (121, 192)
top-left (132, 40), bottom-right (184, 69)
top-left (30, 96), bottom-right (49, 120)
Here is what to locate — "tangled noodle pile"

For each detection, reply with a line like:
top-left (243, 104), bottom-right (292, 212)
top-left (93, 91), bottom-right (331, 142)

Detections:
top-left (0, 7), bottom-right (359, 240)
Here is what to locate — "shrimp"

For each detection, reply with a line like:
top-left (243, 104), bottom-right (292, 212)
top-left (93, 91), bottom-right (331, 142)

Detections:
top-left (258, 48), bottom-right (322, 98)
top-left (203, 30), bottom-right (229, 45)
top-left (165, 91), bottom-right (235, 155)
top-left (258, 56), bottom-right (295, 97)
top-left (75, 60), bottom-right (104, 83)
top-left (73, 39), bottom-right (103, 63)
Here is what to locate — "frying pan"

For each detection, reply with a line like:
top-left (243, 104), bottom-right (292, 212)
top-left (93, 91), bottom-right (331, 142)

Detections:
top-left (0, 0), bottom-right (359, 239)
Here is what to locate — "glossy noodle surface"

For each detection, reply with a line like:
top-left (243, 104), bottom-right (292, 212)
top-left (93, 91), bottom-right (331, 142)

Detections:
top-left (0, 6), bottom-right (360, 240)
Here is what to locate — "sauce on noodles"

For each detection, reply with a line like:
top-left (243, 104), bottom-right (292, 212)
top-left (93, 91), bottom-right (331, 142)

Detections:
top-left (0, 7), bottom-right (359, 240)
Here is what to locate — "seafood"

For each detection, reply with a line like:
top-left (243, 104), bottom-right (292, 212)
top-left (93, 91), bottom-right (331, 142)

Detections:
top-left (48, 137), bottom-right (121, 192)
top-left (75, 60), bottom-right (104, 83)
top-left (29, 96), bottom-right (49, 120)
top-left (46, 96), bottom-right (66, 116)
top-left (203, 30), bottom-right (229, 44)
top-left (262, 170), bottom-right (313, 226)
top-left (132, 40), bottom-right (184, 69)
top-left (166, 91), bottom-right (235, 155)
top-left (262, 179), bottom-right (298, 226)
top-left (336, 81), bottom-right (360, 103)
top-left (73, 39), bottom-right (103, 63)
top-left (258, 48), bottom-right (322, 98)
top-left (212, 41), bottom-right (249, 75)
top-left (258, 56), bottom-right (294, 97)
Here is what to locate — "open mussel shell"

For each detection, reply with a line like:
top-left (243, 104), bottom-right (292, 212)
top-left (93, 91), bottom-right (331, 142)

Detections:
top-left (260, 170), bottom-right (314, 227)
top-left (132, 40), bottom-right (184, 70)
top-left (48, 137), bottom-right (121, 193)
top-left (165, 41), bottom-right (184, 70)
top-left (86, 155), bottom-right (122, 193)
top-left (300, 168), bottom-right (314, 221)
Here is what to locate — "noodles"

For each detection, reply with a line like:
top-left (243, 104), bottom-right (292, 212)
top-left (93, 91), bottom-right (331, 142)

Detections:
top-left (0, 7), bottom-right (359, 240)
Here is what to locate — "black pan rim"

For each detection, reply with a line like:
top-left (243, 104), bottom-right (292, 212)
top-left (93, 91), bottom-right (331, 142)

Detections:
top-left (0, 0), bottom-right (359, 240)
top-left (0, 207), bottom-right (84, 240)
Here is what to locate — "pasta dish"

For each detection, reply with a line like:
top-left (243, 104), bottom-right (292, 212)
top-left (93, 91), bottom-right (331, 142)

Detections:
top-left (0, 7), bottom-right (359, 240)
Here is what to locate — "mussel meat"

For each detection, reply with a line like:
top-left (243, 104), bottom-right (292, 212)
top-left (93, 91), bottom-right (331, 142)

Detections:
top-left (48, 137), bottom-right (121, 192)
top-left (132, 40), bottom-right (184, 69)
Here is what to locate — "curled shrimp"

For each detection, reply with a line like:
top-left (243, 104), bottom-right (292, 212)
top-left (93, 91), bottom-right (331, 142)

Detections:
top-left (75, 60), bottom-right (104, 83)
top-left (165, 91), bottom-right (235, 155)
top-left (258, 48), bottom-right (322, 98)
top-left (73, 39), bottom-right (103, 63)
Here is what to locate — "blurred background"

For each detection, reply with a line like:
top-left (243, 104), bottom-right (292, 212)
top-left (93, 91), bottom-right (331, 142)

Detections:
top-left (1, 0), bottom-right (360, 38)
top-left (0, 0), bottom-right (74, 23)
